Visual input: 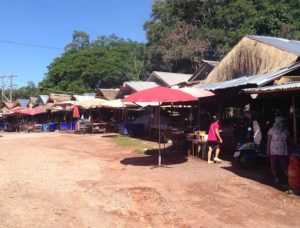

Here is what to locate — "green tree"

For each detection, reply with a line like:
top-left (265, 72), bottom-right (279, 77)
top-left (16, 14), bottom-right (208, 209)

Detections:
top-left (144, 0), bottom-right (300, 73)
top-left (11, 81), bottom-right (38, 99)
top-left (38, 33), bottom-right (147, 94)
top-left (64, 30), bottom-right (90, 52)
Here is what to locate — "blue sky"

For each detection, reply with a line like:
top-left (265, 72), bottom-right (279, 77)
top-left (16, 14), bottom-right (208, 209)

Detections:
top-left (0, 0), bottom-right (153, 88)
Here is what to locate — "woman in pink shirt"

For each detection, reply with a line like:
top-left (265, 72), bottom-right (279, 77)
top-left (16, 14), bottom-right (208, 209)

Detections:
top-left (207, 116), bottom-right (223, 163)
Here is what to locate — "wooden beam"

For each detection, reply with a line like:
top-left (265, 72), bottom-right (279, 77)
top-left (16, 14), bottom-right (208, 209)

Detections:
top-left (292, 96), bottom-right (297, 145)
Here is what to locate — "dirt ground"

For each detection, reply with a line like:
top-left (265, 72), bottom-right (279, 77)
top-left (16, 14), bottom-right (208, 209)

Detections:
top-left (0, 132), bottom-right (300, 227)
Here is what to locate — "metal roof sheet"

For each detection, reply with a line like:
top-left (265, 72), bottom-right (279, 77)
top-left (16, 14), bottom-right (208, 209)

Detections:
top-left (17, 99), bottom-right (29, 108)
top-left (192, 76), bottom-right (257, 90)
top-left (39, 95), bottom-right (49, 104)
top-left (202, 60), bottom-right (219, 67)
top-left (148, 71), bottom-right (193, 86)
top-left (125, 81), bottom-right (158, 91)
top-left (243, 82), bottom-right (300, 94)
top-left (192, 62), bottom-right (300, 91)
top-left (248, 35), bottom-right (300, 56)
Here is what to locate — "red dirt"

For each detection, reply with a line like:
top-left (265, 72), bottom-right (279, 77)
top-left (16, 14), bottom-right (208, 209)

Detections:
top-left (0, 132), bottom-right (299, 227)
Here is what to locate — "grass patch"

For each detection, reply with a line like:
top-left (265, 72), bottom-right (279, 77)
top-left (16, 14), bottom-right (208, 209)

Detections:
top-left (112, 135), bottom-right (141, 147)
top-left (112, 135), bottom-right (152, 155)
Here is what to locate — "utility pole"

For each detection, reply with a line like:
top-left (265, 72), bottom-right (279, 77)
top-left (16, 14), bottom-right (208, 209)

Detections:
top-left (1, 73), bottom-right (4, 100)
top-left (9, 69), bottom-right (17, 102)
top-left (0, 73), bottom-right (8, 102)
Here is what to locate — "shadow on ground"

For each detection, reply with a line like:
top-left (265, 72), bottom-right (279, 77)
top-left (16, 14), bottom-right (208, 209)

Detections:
top-left (221, 159), bottom-right (290, 192)
top-left (120, 147), bottom-right (188, 167)
top-left (100, 134), bottom-right (118, 138)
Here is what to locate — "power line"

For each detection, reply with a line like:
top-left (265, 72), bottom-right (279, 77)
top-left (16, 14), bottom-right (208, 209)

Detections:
top-left (0, 39), bottom-right (63, 50)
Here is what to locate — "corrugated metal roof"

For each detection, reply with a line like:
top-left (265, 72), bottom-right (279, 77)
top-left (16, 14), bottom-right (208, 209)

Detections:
top-left (148, 71), bottom-right (193, 86)
top-left (192, 62), bottom-right (300, 91)
top-left (243, 82), bottom-right (300, 94)
top-left (192, 76), bottom-right (257, 90)
top-left (125, 81), bottom-right (158, 91)
top-left (246, 62), bottom-right (300, 86)
top-left (248, 35), bottom-right (300, 56)
top-left (39, 95), bottom-right (49, 104)
top-left (202, 60), bottom-right (219, 67)
top-left (17, 99), bottom-right (29, 108)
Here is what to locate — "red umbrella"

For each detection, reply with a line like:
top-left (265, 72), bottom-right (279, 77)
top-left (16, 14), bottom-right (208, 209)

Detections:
top-left (122, 86), bottom-right (198, 166)
top-left (19, 108), bottom-right (45, 116)
top-left (122, 86), bottom-right (198, 103)
top-left (73, 106), bottom-right (80, 118)
top-left (12, 107), bottom-right (25, 112)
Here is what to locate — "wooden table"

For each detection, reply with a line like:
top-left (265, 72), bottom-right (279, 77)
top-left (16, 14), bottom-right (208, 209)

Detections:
top-left (186, 135), bottom-right (207, 159)
top-left (81, 122), bottom-right (107, 134)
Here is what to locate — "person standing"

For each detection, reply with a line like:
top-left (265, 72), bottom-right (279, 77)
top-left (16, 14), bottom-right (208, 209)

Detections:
top-left (267, 116), bottom-right (290, 184)
top-left (207, 116), bottom-right (223, 164)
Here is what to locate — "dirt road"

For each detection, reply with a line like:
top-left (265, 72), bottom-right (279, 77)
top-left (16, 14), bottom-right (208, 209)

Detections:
top-left (0, 132), bottom-right (299, 227)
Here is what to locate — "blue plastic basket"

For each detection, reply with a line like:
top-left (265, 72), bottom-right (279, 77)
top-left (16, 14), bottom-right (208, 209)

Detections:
top-left (60, 122), bottom-right (68, 131)
top-left (49, 123), bottom-right (57, 131)
top-left (42, 124), bottom-right (49, 132)
top-left (72, 122), bottom-right (76, 130)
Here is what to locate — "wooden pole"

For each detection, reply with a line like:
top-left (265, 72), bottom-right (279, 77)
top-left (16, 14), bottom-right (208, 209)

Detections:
top-left (158, 103), bottom-right (161, 166)
top-left (218, 100), bottom-right (223, 120)
top-left (292, 96), bottom-right (297, 145)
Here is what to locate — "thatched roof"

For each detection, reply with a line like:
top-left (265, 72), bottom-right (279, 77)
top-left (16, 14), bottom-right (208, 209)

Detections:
top-left (96, 88), bottom-right (119, 100)
top-left (204, 36), bottom-right (299, 84)
top-left (72, 95), bottom-right (95, 102)
top-left (274, 76), bottom-right (300, 85)
top-left (28, 97), bottom-right (38, 108)
top-left (75, 98), bottom-right (107, 109)
top-left (48, 93), bottom-right (72, 103)
top-left (1, 101), bottom-right (20, 109)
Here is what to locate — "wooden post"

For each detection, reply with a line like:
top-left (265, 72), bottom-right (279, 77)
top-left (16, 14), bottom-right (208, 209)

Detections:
top-left (158, 103), bottom-right (161, 166)
top-left (124, 108), bottom-right (127, 121)
top-left (197, 100), bottom-right (201, 127)
top-left (218, 100), bottom-right (223, 120)
top-left (292, 96), bottom-right (297, 145)
top-left (90, 109), bottom-right (93, 134)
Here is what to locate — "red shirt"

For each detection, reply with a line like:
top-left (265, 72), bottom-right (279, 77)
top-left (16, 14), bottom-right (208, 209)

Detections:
top-left (208, 121), bottom-right (219, 141)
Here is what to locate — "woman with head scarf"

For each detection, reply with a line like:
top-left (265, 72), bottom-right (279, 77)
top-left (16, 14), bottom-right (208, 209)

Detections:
top-left (267, 116), bottom-right (290, 184)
